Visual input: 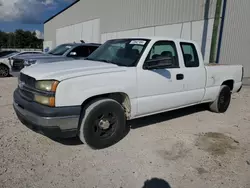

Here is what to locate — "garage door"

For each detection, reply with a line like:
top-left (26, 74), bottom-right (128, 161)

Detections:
top-left (56, 19), bottom-right (100, 46)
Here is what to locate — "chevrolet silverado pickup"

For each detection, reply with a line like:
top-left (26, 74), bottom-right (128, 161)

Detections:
top-left (13, 37), bottom-right (244, 149)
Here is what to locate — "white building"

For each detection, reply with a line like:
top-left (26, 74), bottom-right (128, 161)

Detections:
top-left (44, 0), bottom-right (250, 77)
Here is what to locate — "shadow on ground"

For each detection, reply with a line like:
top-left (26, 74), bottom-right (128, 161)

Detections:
top-left (52, 137), bottom-right (83, 146)
top-left (129, 104), bottom-right (207, 129)
top-left (52, 104), bottom-right (207, 146)
top-left (142, 178), bottom-right (171, 188)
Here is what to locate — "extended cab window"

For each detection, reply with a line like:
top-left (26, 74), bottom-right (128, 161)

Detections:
top-left (180, 42), bottom-right (199, 67)
top-left (146, 41), bottom-right (179, 68)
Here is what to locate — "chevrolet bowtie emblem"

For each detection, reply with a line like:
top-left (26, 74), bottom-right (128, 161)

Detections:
top-left (19, 81), bottom-right (25, 89)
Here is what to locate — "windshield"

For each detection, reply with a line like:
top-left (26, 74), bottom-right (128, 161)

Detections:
top-left (86, 38), bottom-right (150, 67)
top-left (48, 44), bottom-right (74, 56)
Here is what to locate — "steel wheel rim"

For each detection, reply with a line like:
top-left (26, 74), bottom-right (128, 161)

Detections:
top-left (93, 112), bottom-right (118, 139)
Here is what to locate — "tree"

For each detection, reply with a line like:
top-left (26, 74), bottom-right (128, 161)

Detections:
top-left (0, 29), bottom-right (43, 49)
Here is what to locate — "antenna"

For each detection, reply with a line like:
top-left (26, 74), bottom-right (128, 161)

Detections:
top-left (80, 40), bottom-right (85, 43)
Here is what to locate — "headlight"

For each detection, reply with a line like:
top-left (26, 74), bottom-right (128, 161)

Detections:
top-left (35, 80), bottom-right (59, 92)
top-left (34, 95), bottom-right (55, 107)
top-left (24, 60), bottom-right (36, 67)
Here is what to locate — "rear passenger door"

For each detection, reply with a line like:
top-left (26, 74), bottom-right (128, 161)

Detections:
top-left (179, 42), bottom-right (206, 104)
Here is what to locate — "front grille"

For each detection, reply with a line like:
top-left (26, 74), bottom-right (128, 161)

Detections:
top-left (19, 73), bottom-right (36, 88)
top-left (19, 88), bottom-right (34, 101)
top-left (12, 59), bottom-right (24, 71)
top-left (18, 73), bottom-right (36, 101)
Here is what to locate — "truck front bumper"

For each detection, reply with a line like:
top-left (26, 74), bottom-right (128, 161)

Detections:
top-left (13, 89), bottom-right (81, 138)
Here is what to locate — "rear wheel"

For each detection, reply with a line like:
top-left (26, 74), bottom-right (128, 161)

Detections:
top-left (209, 85), bottom-right (231, 113)
top-left (79, 98), bottom-right (126, 149)
top-left (0, 64), bottom-right (9, 77)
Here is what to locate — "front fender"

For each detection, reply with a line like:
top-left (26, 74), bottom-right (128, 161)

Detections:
top-left (55, 71), bottom-right (137, 107)
top-left (56, 85), bottom-right (133, 106)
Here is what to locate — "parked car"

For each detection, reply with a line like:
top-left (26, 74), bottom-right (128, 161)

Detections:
top-left (11, 43), bottom-right (101, 72)
top-left (13, 37), bottom-right (244, 149)
top-left (0, 50), bottom-right (18, 57)
top-left (0, 51), bottom-right (44, 77)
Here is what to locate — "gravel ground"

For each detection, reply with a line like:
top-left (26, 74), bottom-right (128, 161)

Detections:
top-left (0, 77), bottom-right (250, 188)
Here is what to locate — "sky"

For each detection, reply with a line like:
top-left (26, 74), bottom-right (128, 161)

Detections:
top-left (0, 0), bottom-right (76, 38)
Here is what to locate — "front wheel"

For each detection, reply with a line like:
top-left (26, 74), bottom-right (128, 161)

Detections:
top-left (0, 64), bottom-right (9, 77)
top-left (79, 98), bottom-right (126, 149)
top-left (209, 85), bottom-right (231, 113)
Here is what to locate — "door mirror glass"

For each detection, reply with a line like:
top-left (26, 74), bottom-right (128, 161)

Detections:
top-left (144, 57), bottom-right (173, 70)
top-left (69, 51), bottom-right (77, 56)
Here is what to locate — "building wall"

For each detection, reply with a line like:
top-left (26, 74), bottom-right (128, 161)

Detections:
top-left (219, 0), bottom-right (250, 77)
top-left (101, 19), bottom-right (214, 63)
top-left (44, 0), bottom-right (217, 47)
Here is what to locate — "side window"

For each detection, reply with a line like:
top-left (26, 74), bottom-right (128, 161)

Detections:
top-left (146, 40), bottom-right (179, 68)
top-left (88, 46), bottom-right (99, 55)
top-left (70, 46), bottom-right (89, 57)
top-left (180, 42), bottom-right (199, 67)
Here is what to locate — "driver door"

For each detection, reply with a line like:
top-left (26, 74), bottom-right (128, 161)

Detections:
top-left (136, 40), bottom-right (185, 116)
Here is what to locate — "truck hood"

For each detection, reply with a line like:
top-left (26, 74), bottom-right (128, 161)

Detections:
top-left (21, 60), bottom-right (126, 81)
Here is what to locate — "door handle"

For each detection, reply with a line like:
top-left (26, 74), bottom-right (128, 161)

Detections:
top-left (176, 74), bottom-right (184, 80)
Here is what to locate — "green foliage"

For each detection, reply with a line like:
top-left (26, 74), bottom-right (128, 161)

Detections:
top-left (0, 29), bottom-right (43, 49)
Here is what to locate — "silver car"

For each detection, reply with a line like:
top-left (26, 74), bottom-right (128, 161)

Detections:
top-left (11, 43), bottom-right (101, 72)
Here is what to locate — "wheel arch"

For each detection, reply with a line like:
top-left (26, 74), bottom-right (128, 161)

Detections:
top-left (0, 62), bottom-right (9, 68)
top-left (81, 92), bottom-right (131, 117)
top-left (77, 92), bottom-right (131, 132)
top-left (221, 79), bottom-right (234, 91)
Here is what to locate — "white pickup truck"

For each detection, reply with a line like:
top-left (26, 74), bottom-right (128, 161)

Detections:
top-left (13, 37), bottom-right (244, 149)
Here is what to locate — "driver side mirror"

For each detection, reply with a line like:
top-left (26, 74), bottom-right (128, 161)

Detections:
top-left (144, 57), bottom-right (174, 70)
top-left (69, 51), bottom-right (77, 56)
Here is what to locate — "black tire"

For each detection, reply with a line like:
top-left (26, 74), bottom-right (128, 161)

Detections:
top-left (209, 85), bottom-right (231, 113)
top-left (79, 98), bottom-right (126, 149)
top-left (0, 64), bottom-right (9, 78)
